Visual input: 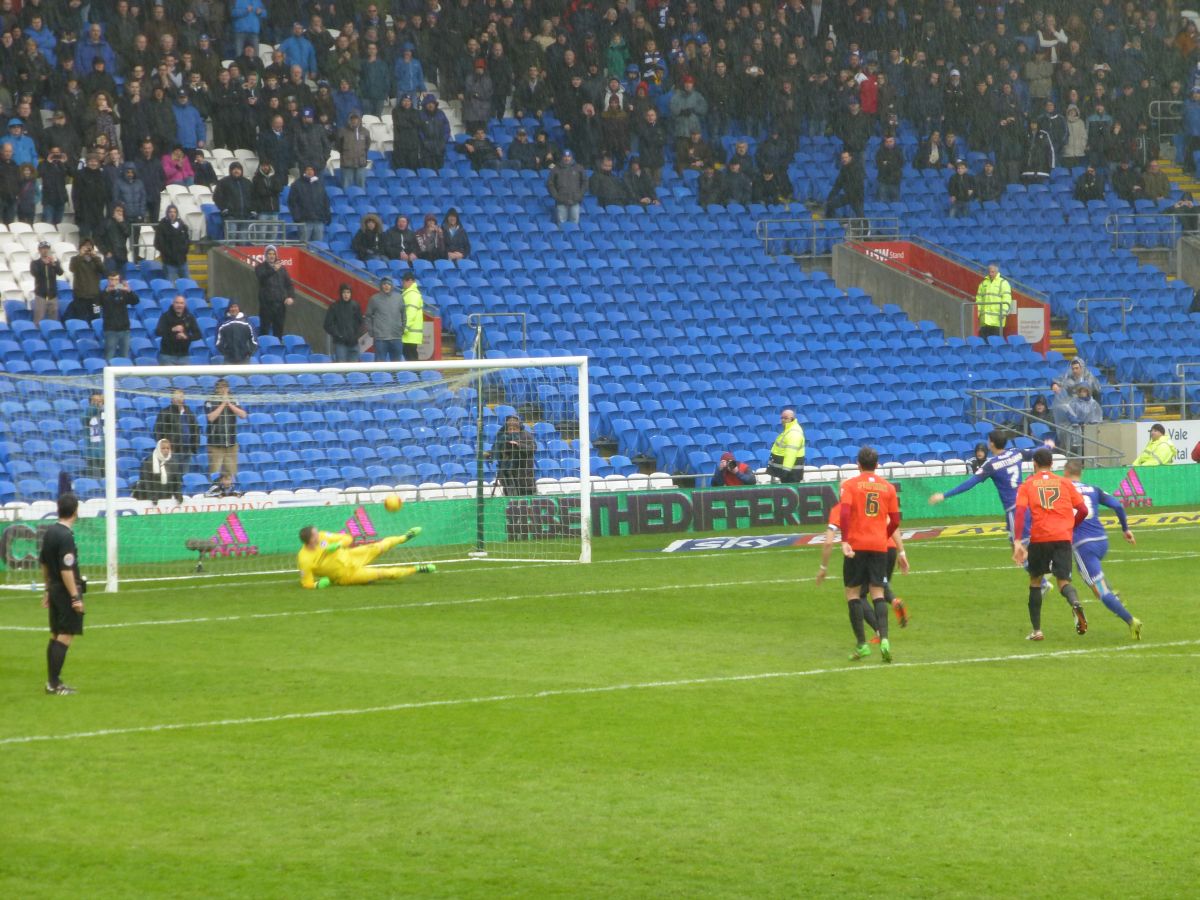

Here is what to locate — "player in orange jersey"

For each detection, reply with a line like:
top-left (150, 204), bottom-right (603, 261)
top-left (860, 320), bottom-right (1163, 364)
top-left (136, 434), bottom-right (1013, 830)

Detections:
top-left (1012, 447), bottom-right (1090, 641)
top-left (816, 503), bottom-right (910, 644)
top-left (833, 446), bottom-right (909, 662)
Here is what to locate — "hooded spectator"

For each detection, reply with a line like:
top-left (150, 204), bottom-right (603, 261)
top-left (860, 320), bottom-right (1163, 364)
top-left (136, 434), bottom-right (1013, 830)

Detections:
top-left (442, 209), bottom-right (471, 261)
top-left (351, 213), bottom-right (385, 261)
top-left (216, 300), bottom-right (258, 364)
top-left (390, 93), bottom-right (421, 170)
top-left (416, 213), bottom-right (445, 261)
top-left (323, 283), bottom-right (364, 362)
top-left (154, 204), bottom-right (192, 281)
top-left (70, 152), bottom-right (110, 239)
top-left (417, 94), bottom-right (451, 169)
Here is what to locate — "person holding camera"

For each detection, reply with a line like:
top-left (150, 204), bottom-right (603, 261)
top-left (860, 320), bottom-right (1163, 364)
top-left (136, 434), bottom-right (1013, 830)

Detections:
top-left (66, 238), bottom-right (106, 322)
top-left (711, 451), bottom-right (755, 487)
top-left (41, 492), bottom-right (86, 695)
top-left (97, 270), bottom-right (140, 360)
top-left (488, 414), bottom-right (537, 496)
top-left (30, 240), bottom-right (63, 323)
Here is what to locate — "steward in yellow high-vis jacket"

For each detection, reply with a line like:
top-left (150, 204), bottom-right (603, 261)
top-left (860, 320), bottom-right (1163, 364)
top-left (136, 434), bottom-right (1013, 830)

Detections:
top-left (767, 409), bottom-right (806, 483)
top-left (976, 264), bottom-right (1012, 340)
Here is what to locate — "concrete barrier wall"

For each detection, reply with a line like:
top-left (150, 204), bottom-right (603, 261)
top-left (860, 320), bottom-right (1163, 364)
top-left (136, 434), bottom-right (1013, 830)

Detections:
top-left (831, 243), bottom-right (970, 339)
top-left (1177, 235), bottom-right (1200, 288)
top-left (208, 248), bottom-right (330, 352)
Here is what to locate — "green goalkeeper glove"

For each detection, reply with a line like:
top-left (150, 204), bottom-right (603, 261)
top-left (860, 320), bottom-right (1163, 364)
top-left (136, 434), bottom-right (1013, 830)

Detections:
top-left (404, 526), bottom-right (423, 541)
top-left (316, 577), bottom-right (331, 589)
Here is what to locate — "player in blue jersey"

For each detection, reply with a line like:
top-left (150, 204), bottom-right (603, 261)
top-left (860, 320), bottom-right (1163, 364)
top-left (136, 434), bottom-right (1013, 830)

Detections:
top-left (928, 430), bottom-right (1052, 541)
top-left (1063, 460), bottom-right (1143, 639)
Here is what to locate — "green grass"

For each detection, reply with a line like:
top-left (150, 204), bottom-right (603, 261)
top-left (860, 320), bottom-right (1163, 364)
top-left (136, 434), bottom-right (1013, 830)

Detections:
top-left (2, 519), bottom-right (1198, 898)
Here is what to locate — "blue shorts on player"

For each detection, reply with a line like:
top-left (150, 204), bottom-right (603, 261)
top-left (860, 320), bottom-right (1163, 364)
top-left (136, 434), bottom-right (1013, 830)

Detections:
top-left (1072, 540), bottom-right (1107, 588)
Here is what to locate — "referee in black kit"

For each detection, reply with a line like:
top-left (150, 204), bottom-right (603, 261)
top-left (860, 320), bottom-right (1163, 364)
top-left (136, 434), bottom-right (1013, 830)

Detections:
top-left (41, 493), bottom-right (86, 695)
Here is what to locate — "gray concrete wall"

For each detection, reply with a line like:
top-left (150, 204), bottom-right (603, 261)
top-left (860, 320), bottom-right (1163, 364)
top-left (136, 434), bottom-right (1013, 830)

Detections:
top-left (208, 248), bottom-right (330, 352)
top-left (832, 244), bottom-right (972, 339)
top-left (1177, 235), bottom-right (1200, 288)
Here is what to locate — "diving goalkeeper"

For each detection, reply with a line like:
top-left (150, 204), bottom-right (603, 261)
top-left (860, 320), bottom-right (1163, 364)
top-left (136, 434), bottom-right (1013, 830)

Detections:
top-left (297, 525), bottom-right (435, 588)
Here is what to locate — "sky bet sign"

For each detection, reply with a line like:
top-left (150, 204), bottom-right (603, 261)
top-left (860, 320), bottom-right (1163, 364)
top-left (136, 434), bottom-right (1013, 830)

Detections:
top-left (504, 485), bottom-right (839, 540)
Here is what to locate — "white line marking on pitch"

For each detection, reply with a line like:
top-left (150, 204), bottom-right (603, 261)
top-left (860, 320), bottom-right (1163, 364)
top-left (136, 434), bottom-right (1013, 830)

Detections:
top-left (0, 553), bottom-right (1194, 633)
top-left (1, 639), bottom-right (1195, 747)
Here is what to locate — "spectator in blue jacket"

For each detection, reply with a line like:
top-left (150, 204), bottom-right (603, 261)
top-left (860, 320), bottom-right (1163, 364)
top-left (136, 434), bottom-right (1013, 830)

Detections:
top-left (358, 43), bottom-right (390, 117)
top-left (257, 114), bottom-right (295, 176)
top-left (711, 451), bottom-right (755, 487)
top-left (26, 14), bottom-right (57, 65)
top-left (113, 163), bottom-right (148, 262)
top-left (172, 89), bottom-right (206, 152)
top-left (0, 119), bottom-right (37, 167)
top-left (280, 21), bottom-right (318, 80)
top-left (231, 0), bottom-right (267, 54)
top-left (1184, 88), bottom-right (1200, 174)
top-left (75, 24), bottom-right (118, 75)
top-left (332, 80), bottom-right (362, 129)
top-left (417, 94), bottom-right (450, 169)
top-left (393, 46), bottom-right (425, 101)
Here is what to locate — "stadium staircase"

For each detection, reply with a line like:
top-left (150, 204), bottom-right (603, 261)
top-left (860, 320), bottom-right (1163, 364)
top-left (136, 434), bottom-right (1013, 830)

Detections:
top-left (1158, 161), bottom-right (1200, 198)
top-left (187, 250), bottom-right (210, 293)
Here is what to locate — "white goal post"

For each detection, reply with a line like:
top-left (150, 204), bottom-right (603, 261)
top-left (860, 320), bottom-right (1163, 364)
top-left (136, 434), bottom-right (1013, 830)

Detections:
top-left (95, 356), bottom-right (591, 591)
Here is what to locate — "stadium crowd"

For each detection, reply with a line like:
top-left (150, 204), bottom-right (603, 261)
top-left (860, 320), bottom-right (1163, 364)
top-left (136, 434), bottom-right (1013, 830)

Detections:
top-left (0, 0), bottom-right (1197, 252)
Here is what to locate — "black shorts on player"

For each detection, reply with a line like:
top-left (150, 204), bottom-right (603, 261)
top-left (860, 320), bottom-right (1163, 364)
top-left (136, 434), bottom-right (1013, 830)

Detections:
top-left (858, 547), bottom-right (897, 599)
top-left (1026, 541), bottom-right (1073, 581)
top-left (48, 590), bottom-right (84, 635)
top-left (843, 550), bottom-right (889, 589)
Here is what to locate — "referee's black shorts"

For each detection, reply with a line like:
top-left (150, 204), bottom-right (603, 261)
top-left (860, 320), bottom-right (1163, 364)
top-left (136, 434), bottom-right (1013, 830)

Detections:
top-left (1027, 540), bottom-right (1073, 581)
top-left (48, 590), bottom-right (84, 635)
top-left (843, 550), bottom-right (889, 589)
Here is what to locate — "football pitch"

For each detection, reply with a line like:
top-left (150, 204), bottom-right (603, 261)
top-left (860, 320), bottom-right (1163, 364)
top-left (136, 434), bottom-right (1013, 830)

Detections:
top-left (2, 517), bottom-right (1198, 898)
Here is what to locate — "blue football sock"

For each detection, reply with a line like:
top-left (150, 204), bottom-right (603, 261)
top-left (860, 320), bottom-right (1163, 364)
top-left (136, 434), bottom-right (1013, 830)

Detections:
top-left (1100, 591), bottom-right (1132, 624)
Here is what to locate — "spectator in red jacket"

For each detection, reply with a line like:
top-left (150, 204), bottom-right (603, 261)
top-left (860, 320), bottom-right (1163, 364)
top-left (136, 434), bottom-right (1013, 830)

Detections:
top-left (711, 451), bottom-right (755, 487)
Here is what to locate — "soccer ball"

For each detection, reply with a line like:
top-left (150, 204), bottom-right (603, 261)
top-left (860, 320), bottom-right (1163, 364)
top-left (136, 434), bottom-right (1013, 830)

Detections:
top-left (383, 495), bottom-right (403, 513)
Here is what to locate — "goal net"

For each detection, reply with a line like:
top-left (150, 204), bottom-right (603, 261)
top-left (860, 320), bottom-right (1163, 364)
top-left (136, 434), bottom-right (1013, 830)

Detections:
top-left (0, 358), bottom-right (590, 591)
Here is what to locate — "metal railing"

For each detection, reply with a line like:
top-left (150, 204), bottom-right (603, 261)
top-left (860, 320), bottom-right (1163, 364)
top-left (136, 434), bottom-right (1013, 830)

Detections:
top-left (911, 237), bottom-right (1051, 305)
top-left (219, 243), bottom-right (441, 323)
top-left (1104, 212), bottom-right (1182, 251)
top-left (755, 215), bottom-right (900, 258)
top-left (216, 218), bottom-right (296, 244)
top-left (468, 311), bottom-right (527, 355)
top-left (1075, 296), bottom-right (1134, 334)
top-left (1149, 99), bottom-right (1182, 156)
top-left (1177, 362), bottom-right (1200, 413)
top-left (965, 388), bottom-right (1125, 466)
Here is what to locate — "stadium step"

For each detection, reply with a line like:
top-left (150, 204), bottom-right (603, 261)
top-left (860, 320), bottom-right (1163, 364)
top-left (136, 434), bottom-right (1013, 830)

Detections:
top-left (1143, 403), bottom-right (1182, 422)
top-left (188, 252), bottom-right (209, 293)
top-left (1048, 324), bottom-right (1078, 360)
top-left (1158, 162), bottom-right (1200, 195)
